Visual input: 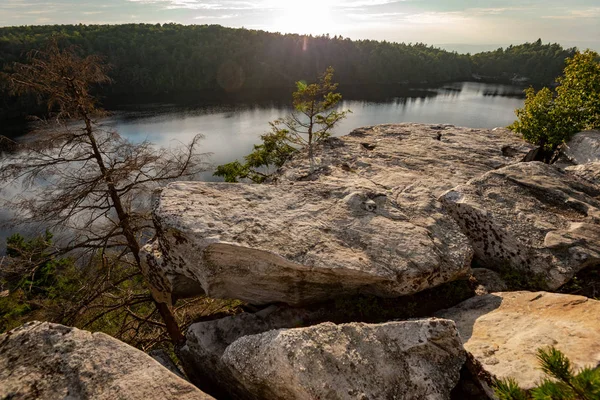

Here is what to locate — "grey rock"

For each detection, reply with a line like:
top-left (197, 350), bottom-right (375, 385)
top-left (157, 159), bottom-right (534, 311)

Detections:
top-left (471, 268), bottom-right (507, 295)
top-left (565, 161), bottom-right (600, 185)
top-left (180, 305), bottom-right (328, 398)
top-left (0, 321), bottom-right (214, 400)
top-left (149, 349), bottom-right (187, 380)
top-left (221, 319), bottom-right (466, 400)
top-left (437, 292), bottom-right (600, 390)
top-left (440, 161), bottom-right (600, 289)
top-left (563, 130), bottom-right (600, 164)
top-left (143, 124), bottom-right (532, 306)
top-left (143, 181), bottom-right (472, 306)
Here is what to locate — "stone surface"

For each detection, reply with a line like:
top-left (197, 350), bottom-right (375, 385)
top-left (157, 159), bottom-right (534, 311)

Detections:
top-left (222, 319), bottom-right (466, 400)
top-left (437, 291), bottom-right (600, 390)
top-left (149, 349), bottom-right (187, 380)
top-left (471, 268), bottom-right (507, 295)
top-left (143, 124), bottom-right (532, 305)
top-left (180, 305), bottom-right (329, 398)
top-left (0, 321), bottom-right (214, 400)
top-left (565, 161), bottom-right (600, 185)
top-left (440, 161), bottom-right (600, 289)
top-left (563, 130), bottom-right (600, 164)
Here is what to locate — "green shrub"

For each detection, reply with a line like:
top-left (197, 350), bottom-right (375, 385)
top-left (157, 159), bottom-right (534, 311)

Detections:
top-left (509, 50), bottom-right (600, 154)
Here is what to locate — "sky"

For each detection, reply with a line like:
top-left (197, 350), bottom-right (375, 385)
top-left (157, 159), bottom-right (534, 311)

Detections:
top-left (1, 0), bottom-right (599, 52)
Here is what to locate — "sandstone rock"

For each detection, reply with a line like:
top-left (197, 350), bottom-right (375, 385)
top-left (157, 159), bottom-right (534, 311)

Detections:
top-left (144, 180), bottom-right (473, 306)
top-left (277, 124), bottom-right (532, 194)
top-left (143, 124), bottom-right (532, 306)
top-left (0, 321), bottom-right (214, 400)
top-left (440, 162), bottom-right (600, 289)
top-left (437, 291), bottom-right (600, 390)
top-left (221, 319), bottom-right (466, 400)
top-left (563, 130), bottom-right (600, 164)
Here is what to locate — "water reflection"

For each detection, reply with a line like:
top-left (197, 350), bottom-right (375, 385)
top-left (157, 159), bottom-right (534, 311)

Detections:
top-left (37, 82), bottom-right (527, 181)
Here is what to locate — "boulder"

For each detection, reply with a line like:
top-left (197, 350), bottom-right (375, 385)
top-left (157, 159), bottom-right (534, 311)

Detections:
top-left (565, 161), bottom-right (600, 185)
top-left (222, 319), bottom-right (466, 400)
top-left (0, 321), bottom-right (214, 400)
top-left (144, 180), bottom-right (473, 306)
top-left (180, 305), bottom-right (329, 398)
top-left (471, 268), bottom-right (507, 295)
top-left (437, 292), bottom-right (600, 390)
top-left (440, 161), bottom-right (600, 289)
top-left (563, 130), bottom-right (600, 164)
top-left (143, 124), bottom-right (532, 305)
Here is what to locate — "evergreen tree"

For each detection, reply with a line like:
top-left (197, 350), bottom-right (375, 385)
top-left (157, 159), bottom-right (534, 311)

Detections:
top-left (215, 66), bottom-right (348, 181)
top-left (494, 347), bottom-right (600, 400)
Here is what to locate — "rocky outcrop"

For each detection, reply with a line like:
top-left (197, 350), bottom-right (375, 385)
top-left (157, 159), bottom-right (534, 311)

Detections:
top-left (221, 319), bottom-right (465, 400)
top-left (563, 130), bottom-right (600, 164)
top-left (440, 162), bottom-right (600, 289)
top-left (180, 305), bottom-right (330, 397)
top-left (144, 180), bottom-right (473, 306)
top-left (0, 321), bottom-right (214, 400)
top-left (565, 161), bottom-right (600, 185)
top-left (143, 124), bottom-right (532, 306)
top-left (437, 292), bottom-right (600, 390)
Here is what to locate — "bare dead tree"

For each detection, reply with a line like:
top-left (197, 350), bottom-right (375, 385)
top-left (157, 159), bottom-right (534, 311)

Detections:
top-left (0, 38), bottom-right (209, 343)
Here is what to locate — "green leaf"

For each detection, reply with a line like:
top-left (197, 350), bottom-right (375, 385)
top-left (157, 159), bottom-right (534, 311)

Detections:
top-left (494, 377), bottom-right (529, 400)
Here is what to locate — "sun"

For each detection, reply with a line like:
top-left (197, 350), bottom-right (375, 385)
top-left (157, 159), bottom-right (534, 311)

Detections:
top-left (270, 0), bottom-right (336, 35)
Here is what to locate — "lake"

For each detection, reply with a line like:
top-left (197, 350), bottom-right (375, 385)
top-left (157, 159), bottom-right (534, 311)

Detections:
top-left (98, 81), bottom-right (525, 180)
top-left (0, 81), bottom-right (525, 246)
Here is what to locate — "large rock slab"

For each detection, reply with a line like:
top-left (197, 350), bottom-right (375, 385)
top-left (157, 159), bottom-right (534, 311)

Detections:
top-left (0, 321), bottom-right (214, 400)
top-left (440, 161), bottom-right (600, 289)
top-left (563, 130), bottom-right (600, 164)
top-left (180, 305), bottom-right (328, 397)
top-left (437, 292), bottom-right (600, 390)
top-left (145, 181), bottom-right (472, 306)
top-left (143, 124), bottom-right (532, 305)
top-left (276, 124), bottom-right (533, 193)
top-left (565, 161), bottom-right (600, 185)
top-left (222, 319), bottom-right (466, 400)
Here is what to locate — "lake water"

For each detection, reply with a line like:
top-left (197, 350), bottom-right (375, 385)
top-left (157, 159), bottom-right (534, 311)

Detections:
top-left (99, 81), bottom-right (525, 179)
top-left (0, 81), bottom-right (525, 246)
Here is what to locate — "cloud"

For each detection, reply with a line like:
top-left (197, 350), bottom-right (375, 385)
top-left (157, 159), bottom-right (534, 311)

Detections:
top-left (346, 12), bottom-right (406, 21)
top-left (465, 6), bottom-right (534, 16)
top-left (542, 7), bottom-right (600, 19)
top-left (126, 0), bottom-right (401, 11)
top-left (194, 13), bottom-right (238, 19)
top-left (348, 10), bottom-right (467, 24)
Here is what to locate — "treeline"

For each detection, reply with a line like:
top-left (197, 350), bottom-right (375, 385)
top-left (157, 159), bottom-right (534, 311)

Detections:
top-left (0, 24), bottom-right (575, 120)
top-left (471, 39), bottom-right (575, 85)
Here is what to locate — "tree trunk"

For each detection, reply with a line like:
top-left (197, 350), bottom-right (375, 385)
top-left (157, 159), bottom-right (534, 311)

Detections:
top-left (83, 113), bottom-right (185, 344)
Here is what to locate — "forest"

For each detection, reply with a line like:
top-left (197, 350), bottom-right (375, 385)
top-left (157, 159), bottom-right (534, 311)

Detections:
top-left (0, 24), bottom-right (576, 121)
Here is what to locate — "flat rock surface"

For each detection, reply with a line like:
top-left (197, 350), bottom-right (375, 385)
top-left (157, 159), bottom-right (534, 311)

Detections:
top-left (0, 321), bottom-right (214, 400)
top-left (440, 161), bottom-right (600, 289)
top-left (222, 319), bottom-right (466, 400)
top-left (277, 124), bottom-right (532, 194)
top-left (437, 291), bottom-right (600, 390)
top-left (144, 124), bottom-right (532, 305)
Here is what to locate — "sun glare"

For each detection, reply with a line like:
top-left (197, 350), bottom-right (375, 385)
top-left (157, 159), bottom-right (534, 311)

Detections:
top-left (271, 0), bottom-right (336, 35)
